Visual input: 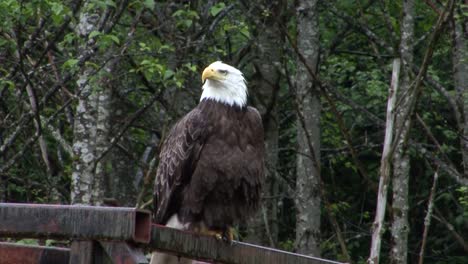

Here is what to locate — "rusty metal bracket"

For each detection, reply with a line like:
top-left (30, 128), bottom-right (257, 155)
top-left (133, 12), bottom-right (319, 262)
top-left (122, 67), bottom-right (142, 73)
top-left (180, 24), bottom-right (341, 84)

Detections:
top-left (0, 203), bottom-right (151, 243)
top-left (0, 242), bottom-right (70, 264)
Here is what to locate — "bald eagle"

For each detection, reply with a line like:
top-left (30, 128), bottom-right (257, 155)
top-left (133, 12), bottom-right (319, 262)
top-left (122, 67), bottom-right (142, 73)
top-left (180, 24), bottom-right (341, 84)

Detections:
top-left (151, 61), bottom-right (264, 263)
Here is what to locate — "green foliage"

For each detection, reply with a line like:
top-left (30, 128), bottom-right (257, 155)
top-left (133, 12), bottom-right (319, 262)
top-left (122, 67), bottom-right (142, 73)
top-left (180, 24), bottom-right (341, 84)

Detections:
top-left (15, 239), bottom-right (40, 246)
top-left (210, 2), bottom-right (226, 17)
top-left (143, 0), bottom-right (155, 10)
top-left (278, 239), bottom-right (295, 251)
top-left (172, 8), bottom-right (199, 30)
top-left (456, 187), bottom-right (468, 225)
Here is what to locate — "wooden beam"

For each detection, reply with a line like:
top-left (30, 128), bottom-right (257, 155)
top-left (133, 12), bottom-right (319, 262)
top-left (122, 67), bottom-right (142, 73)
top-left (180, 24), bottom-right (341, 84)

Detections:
top-left (0, 203), bottom-right (151, 243)
top-left (148, 224), bottom-right (345, 264)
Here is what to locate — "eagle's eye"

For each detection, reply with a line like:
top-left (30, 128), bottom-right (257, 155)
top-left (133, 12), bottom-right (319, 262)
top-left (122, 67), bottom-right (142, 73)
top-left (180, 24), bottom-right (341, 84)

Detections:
top-left (218, 69), bottom-right (228, 75)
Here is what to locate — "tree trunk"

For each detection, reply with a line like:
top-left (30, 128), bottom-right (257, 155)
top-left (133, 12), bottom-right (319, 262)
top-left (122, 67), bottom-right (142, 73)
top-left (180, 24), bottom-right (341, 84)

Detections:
top-left (249, 37), bottom-right (281, 246)
top-left (294, 0), bottom-right (321, 257)
top-left (71, 8), bottom-right (111, 205)
top-left (93, 66), bottom-right (113, 204)
top-left (390, 1), bottom-right (414, 262)
top-left (453, 0), bottom-right (468, 180)
top-left (246, 1), bottom-right (283, 246)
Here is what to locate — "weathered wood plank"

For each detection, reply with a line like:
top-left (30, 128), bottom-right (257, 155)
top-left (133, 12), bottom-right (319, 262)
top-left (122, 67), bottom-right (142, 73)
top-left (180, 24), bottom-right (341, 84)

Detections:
top-left (0, 203), bottom-right (151, 243)
top-left (148, 224), bottom-right (346, 264)
top-left (0, 242), bottom-right (70, 264)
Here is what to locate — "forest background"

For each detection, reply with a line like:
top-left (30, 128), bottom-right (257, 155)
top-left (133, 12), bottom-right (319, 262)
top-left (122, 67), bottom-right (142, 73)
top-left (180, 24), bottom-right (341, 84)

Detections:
top-left (0, 0), bottom-right (467, 263)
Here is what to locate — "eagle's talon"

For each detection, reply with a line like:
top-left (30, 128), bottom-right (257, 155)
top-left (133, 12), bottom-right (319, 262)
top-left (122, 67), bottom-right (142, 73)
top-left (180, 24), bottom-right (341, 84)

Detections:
top-left (215, 233), bottom-right (223, 241)
top-left (221, 227), bottom-right (234, 245)
top-left (222, 234), bottom-right (233, 245)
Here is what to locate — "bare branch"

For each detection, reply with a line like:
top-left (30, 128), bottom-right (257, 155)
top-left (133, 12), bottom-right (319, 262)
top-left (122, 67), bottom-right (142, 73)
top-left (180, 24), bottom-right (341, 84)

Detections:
top-left (322, 1), bottom-right (394, 54)
top-left (0, 101), bottom-right (70, 174)
top-left (136, 156), bottom-right (158, 209)
top-left (418, 169), bottom-right (439, 264)
top-left (40, 116), bottom-right (73, 156)
top-left (368, 58), bottom-right (401, 264)
top-left (433, 207), bottom-right (468, 252)
top-left (93, 89), bottom-right (165, 170)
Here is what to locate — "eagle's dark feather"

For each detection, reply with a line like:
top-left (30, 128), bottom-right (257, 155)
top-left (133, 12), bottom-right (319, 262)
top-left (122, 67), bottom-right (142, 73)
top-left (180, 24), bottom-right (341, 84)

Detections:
top-left (153, 99), bottom-right (264, 229)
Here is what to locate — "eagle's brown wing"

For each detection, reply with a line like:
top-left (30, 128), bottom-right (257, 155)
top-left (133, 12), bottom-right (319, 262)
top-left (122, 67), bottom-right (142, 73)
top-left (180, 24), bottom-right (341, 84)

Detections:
top-left (153, 108), bottom-right (206, 224)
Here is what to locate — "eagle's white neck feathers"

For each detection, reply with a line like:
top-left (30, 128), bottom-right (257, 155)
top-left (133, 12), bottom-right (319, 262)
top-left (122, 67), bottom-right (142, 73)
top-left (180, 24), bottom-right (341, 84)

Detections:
top-left (200, 61), bottom-right (247, 107)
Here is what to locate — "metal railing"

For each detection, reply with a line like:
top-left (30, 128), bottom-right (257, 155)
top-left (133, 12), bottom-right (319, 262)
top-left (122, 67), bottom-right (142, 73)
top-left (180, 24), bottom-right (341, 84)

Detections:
top-left (0, 203), bottom-right (346, 264)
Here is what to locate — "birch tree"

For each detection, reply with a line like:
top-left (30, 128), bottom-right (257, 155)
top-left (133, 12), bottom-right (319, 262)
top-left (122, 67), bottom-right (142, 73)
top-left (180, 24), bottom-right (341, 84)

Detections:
top-left (295, 0), bottom-right (321, 256)
top-left (71, 3), bottom-right (112, 205)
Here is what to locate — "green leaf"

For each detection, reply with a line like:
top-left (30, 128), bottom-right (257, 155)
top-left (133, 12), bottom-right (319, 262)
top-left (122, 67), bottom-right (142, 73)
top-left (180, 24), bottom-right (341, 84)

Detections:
top-left (105, 0), bottom-right (116, 8)
top-left (140, 59), bottom-right (152, 65)
top-left (210, 2), bottom-right (225, 17)
top-left (63, 59), bottom-right (79, 69)
top-left (139, 42), bottom-right (151, 51)
top-left (143, 0), bottom-right (155, 10)
top-left (0, 79), bottom-right (15, 91)
top-left (183, 19), bottom-right (193, 28)
top-left (163, 69), bottom-right (174, 80)
top-left (84, 61), bottom-right (100, 69)
top-left (16, 239), bottom-right (39, 245)
top-left (184, 63), bottom-right (197, 72)
top-left (172, 10), bottom-right (185, 17)
top-left (62, 33), bottom-right (76, 45)
top-left (107, 34), bottom-right (120, 44)
top-left (88, 30), bottom-right (101, 39)
top-left (50, 2), bottom-right (64, 15)
top-left (239, 25), bottom-right (250, 38)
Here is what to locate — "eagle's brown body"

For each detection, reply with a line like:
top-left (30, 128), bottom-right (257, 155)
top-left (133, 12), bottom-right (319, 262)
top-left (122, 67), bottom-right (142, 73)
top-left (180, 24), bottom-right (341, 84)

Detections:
top-left (153, 98), bottom-right (264, 230)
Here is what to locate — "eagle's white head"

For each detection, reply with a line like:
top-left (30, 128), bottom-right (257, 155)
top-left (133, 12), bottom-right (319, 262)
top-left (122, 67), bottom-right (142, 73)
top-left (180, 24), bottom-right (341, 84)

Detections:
top-left (200, 61), bottom-right (247, 108)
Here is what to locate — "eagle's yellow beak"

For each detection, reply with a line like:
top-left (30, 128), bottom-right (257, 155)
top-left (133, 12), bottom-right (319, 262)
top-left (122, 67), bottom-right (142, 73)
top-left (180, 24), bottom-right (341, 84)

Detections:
top-left (202, 65), bottom-right (224, 83)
